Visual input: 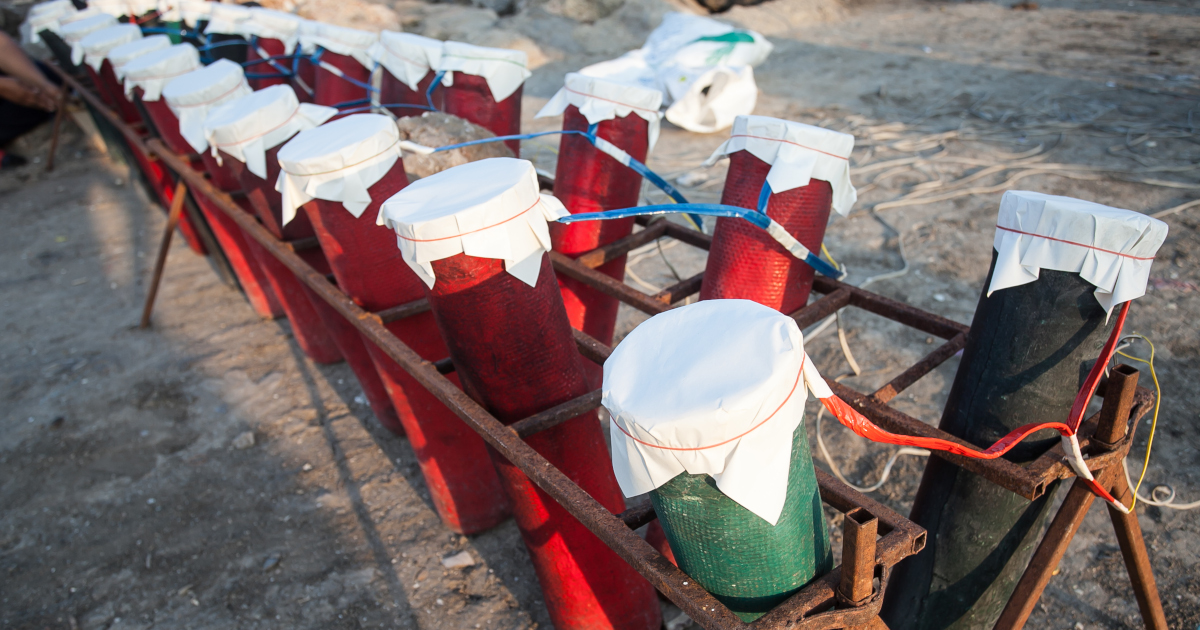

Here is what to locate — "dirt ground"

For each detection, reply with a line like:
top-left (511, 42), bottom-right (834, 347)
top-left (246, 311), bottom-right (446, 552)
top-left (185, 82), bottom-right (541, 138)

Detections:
top-left (2, 0), bottom-right (1198, 628)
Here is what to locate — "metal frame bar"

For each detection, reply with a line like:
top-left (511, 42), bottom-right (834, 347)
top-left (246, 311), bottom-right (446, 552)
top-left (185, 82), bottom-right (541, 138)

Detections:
top-left (52, 62), bottom-right (1162, 630)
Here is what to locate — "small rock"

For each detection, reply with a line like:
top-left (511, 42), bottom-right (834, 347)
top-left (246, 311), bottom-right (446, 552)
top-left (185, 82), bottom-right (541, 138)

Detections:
top-left (263, 555), bottom-right (281, 571)
top-left (396, 113), bottom-right (514, 180)
top-left (50, 416), bottom-right (65, 430)
top-left (666, 611), bottom-right (693, 630)
top-left (302, 463), bottom-right (313, 472)
top-left (232, 431), bottom-right (256, 450)
top-left (932, 293), bottom-right (947, 302)
top-left (441, 551), bottom-right (476, 569)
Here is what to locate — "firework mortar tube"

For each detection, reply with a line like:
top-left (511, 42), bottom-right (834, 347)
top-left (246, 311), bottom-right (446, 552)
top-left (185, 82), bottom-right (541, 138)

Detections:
top-left (535, 72), bottom-right (663, 387)
top-left (699, 115), bottom-right (858, 313)
top-left (162, 59), bottom-right (285, 319)
top-left (379, 157), bottom-right (662, 630)
top-left (275, 113), bottom-right (511, 533)
top-left (436, 41), bottom-right (530, 156)
top-left (239, 9), bottom-right (306, 92)
top-left (120, 42), bottom-right (211, 255)
top-left (880, 191), bottom-right (1168, 630)
top-left (604, 299), bottom-right (833, 622)
top-left (369, 30), bottom-right (443, 117)
top-left (299, 22), bottom-right (375, 108)
top-left (78, 24), bottom-right (141, 118)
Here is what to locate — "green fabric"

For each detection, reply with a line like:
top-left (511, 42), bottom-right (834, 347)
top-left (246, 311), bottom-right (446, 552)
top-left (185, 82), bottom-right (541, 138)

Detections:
top-left (690, 32), bottom-right (756, 66)
top-left (165, 21), bottom-right (183, 44)
top-left (650, 425), bottom-right (832, 622)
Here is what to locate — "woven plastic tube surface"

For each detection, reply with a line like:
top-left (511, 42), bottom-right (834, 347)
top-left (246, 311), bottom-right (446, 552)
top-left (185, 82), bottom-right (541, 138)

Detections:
top-left (440, 72), bottom-right (522, 156)
top-left (379, 68), bottom-right (437, 118)
top-left (293, 56), bottom-right (316, 103)
top-left (312, 50), bottom-right (369, 108)
top-left (549, 105), bottom-right (647, 386)
top-left (650, 426), bottom-right (832, 622)
top-left (188, 152), bottom-right (283, 319)
top-left (424, 252), bottom-right (660, 630)
top-left (304, 167), bottom-right (510, 533)
top-left (138, 92), bottom-right (193, 156)
top-left (222, 146), bottom-right (344, 365)
top-left (882, 262), bottom-right (1115, 630)
top-left (246, 37), bottom-right (289, 91)
top-left (699, 150), bottom-right (833, 314)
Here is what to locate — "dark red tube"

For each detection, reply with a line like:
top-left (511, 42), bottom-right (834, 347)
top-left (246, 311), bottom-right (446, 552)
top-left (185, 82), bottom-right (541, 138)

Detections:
top-left (312, 50), bottom-right (369, 108)
top-left (128, 87), bottom-right (208, 256)
top-left (423, 252), bottom-right (660, 630)
top-left (379, 68), bottom-right (438, 118)
top-left (549, 105), bottom-right (647, 387)
top-left (221, 145), bottom-right (343, 365)
top-left (246, 37), bottom-right (289, 91)
top-left (699, 151), bottom-right (833, 314)
top-left (303, 166), bottom-right (509, 533)
top-left (440, 72), bottom-right (522, 156)
top-left (192, 151), bottom-right (284, 319)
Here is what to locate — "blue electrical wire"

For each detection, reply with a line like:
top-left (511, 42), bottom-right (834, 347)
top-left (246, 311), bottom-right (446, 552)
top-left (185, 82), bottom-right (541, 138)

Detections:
top-left (425, 70), bottom-right (445, 111)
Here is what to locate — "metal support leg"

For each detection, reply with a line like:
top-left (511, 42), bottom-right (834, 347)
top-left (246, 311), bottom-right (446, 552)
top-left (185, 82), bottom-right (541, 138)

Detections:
top-left (140, 180), bottom-right (188, 329)
top-left (44, 90), bottom-right (68, 172)
top-left (1106, 474), bottom-right (1168, 630)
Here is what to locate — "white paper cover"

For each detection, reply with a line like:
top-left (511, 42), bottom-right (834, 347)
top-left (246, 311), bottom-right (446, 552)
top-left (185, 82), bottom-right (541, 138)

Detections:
top-left (299, 22), bottom-right (376, 70)
top-left (536, 72), bottom-right (664, 151)
top-left (988, 191), bottom-right (1168, 314)
top-left (64, 13), bottom-right (118, 64)
top-left (205, 84), bottom-right (337, 179)
top-left (170, 0), bottom-right (213, 26)
top-left (123, 43), bottom-right (200, 101)
top-left (604, 299), bottom-right (816, 525)
top-left (109, 34), bottom-right (171, 80)
top-left (90, 0), bottom-right (159, 19)
top-left (244, 8), bottom-right (304, 54)
top-left (438, 41), bottom-right (530, 103)
top-left (276, 113), bottom-right (402, 226)
top-left (20, 0), bottom-right (74, 45)
top-left (705, 115), bottom-right (857, 217)
top-left (201, 2), bottom-right (252, 36)
top-left (368, 31), bottom-right (443, 92)
top-left (78, 24), bottom-right (141, 72)
top-left (378, 158), bottom-right (569, 288)
top-left (162, 59), bottom-right (252, 153)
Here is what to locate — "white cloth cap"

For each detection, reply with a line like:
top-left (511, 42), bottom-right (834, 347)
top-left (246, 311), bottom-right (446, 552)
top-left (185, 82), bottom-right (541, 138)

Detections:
top-left (989, 191), bottom-right (1168, 314)
top-left (124, 43), bottom-right (200, 101)
top-left (604, 299), bottom-right (819, 525)
top-left (20, 1), bottom-right (74, 45)
top-left (299, 22), bottom-right (376, 70)
top-left (89, 0), bottom-right (159, 19)
top-left (64, 13), bottom-right (118, 64)
top-left (109, 34), bottom-right (172, 80)
top-left (162, 59), bottom-right (252, 153)
top-left (705, 115), bottom-right (857, 217)
top-left (368, 31), bottom-right (442, 92)
top-left (378, 158), bottom-right (569, 289)
top-left (537, 72), bottom-right (664, 151)
top-left (205, 84), bottom-right (337, 179)
top-left (201, 2), bottom-right (252, 36)
top-left (437, 41), bottom-right (530, 103)
top-left (276, 113), bottom-right (402, 227)
top-left (78, 23), bottom-right (141, 72)
top-left (244, 8), bottom-right (304, 54)
top-left (172, 0), bottom-right (213, 26)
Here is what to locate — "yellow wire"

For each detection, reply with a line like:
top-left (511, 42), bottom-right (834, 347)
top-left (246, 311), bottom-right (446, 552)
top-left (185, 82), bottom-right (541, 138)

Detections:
top-left (821, 243), bottom-right (842, 272)
top-left (1115, 333), bottom-right (1160, 512)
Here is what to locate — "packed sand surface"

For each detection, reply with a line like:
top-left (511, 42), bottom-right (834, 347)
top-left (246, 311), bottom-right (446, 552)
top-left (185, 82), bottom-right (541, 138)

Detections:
top-left (1, 0), bottom-right (1198, 628)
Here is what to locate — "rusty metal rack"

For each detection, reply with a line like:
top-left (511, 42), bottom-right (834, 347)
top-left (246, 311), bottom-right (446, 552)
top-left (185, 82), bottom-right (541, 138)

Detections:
top-left (50, 61), bottom-right (1164, 630)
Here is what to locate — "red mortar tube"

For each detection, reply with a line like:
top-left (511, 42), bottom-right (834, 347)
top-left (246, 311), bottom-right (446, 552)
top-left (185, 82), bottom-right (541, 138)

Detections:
top-left (379, 68), bottom-right (439, 119)
top-left (127, 87), bottom-right (208, 256)
top-left (699, 150), bottom-right (833, 314)
top-left (549, 105), bottom-right (648, 388)
top-left (220, 145), bottom-right (345, 365)
top-left (302, 166), bottom-right (510, 532)
top-left (439, 72), bottom-right (522, 156)
top-left (311, 50), bottom-right (369, 108)
top-left (423, 252), bottom-right (661, 630)
top-left (246, 37), bottom-right (289, 91)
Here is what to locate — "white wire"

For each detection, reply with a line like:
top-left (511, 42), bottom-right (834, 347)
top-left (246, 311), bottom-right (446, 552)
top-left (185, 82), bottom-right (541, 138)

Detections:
top-left (1122, 459), bottom-right (1200, 511)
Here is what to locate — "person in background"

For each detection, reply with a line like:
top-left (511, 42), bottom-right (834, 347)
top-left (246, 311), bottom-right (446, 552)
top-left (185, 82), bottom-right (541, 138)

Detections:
top-left (0, 30), bottom-right (62, 169)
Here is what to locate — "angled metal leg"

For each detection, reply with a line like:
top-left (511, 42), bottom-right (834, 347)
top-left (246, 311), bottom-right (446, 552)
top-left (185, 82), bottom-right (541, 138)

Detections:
top-left (1106, 473), bottom-right (1168, 630)
top-left (140, 180), bottom-right (188, 329)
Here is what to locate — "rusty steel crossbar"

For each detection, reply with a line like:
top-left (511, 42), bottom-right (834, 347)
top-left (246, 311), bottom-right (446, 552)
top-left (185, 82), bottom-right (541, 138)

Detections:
top-left (53, 65), bottom-right (923, 630)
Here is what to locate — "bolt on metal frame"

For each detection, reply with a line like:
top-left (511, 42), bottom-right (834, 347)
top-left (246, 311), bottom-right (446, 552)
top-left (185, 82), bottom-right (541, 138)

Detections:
top-left (48, 61), bottom-right (1163, 630)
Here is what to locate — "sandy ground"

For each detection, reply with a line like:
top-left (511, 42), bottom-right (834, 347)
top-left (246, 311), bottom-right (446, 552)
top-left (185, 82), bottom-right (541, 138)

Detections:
top-left (2, 0), bottom-right (1198, 628)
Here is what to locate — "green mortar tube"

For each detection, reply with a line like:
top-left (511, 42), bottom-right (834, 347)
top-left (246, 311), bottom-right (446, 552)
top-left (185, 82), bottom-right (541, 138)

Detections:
top-left (881, 255), bottom-right (1116, 630)
top-left (650, 423), bottom-right (832, 622)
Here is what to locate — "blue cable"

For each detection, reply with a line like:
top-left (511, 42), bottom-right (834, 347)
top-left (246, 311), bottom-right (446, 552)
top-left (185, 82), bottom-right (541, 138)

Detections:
top-left (425, 70), bottom-right (445, 111)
